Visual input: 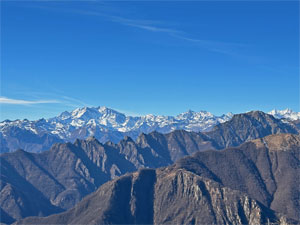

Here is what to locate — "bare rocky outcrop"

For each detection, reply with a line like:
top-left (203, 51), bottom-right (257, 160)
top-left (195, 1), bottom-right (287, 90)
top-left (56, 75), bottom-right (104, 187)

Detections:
top-left (15, 168), bottom-right (295, 225)
top-left (174, 134), bottom-right (300, 220)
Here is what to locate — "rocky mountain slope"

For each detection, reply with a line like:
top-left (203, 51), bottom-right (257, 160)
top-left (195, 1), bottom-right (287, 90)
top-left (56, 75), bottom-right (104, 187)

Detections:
top-left (175, 133), bottom-right (300, 221)
top-left (0, 111), bottom-right (298, 224)
top-left (16, 133), bottom-right (300, 225)
top-left (0, 130), bottom-right (213, 223)
top-left (205, 110), bottom-right (298, 149)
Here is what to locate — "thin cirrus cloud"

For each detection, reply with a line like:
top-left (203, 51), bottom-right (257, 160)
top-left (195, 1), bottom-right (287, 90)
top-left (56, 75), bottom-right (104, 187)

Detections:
top-left (106, 14), bottom-right (183, 34)
top-left (91, 11), bottom-right (245, 54)
top-left (0, 97), bottom-right (60, 105)
top-left (40, 7), bottom-right (244, 55)
top-left (67, 9), bottom-right (181, 34)
top-left (106, 14), bottom-right (245, 55)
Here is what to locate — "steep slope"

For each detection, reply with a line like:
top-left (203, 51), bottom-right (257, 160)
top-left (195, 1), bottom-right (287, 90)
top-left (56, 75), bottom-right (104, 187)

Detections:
top-left (175, 133), bottom-right (300, 220)
top-left (0, 156), bottom-right (63, 224)
top-left (0, 130), bottom-right (214, 223)
top-left (0, 133), bottom-right (9, 153)
top-left (136, 130), bottom-right (214, 162)
top-left (291, 119), bottom-right (300, 130)
top-left (16, 168), bottom-right (294, 225)
top-left (0, 138), bottom-right (137, 222)
top-left (205, 111), bottom-right (298, 149)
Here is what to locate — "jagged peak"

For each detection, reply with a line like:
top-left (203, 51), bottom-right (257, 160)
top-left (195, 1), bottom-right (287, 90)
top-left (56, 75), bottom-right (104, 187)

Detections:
top-left (176, 109), bottom-right (213, 118)
top-left (268, 108), bottom-right (300, 121)
top-left (104, 140), bottom-right (116, 147)
top-left (118, 136), bottom-right (135, 145)
top-left (123, 136), bottom-right (134, 142)
top-left (73, 138), bottom-right (82, 145)
top-left (97, 106), bottom-right (125, 115)
top-left (270, 108), bottom-right (293, 114)
top-left (86, 136), bottom-right (99, 142)
top-left (225, 112), bottom-right (234, 117)
top-left (72, 137), bottom-right (102, 148)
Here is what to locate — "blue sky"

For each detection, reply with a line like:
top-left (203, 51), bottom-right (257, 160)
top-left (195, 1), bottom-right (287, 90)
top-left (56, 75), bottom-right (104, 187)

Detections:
top-left (1, 1), bottom-right (299, 120)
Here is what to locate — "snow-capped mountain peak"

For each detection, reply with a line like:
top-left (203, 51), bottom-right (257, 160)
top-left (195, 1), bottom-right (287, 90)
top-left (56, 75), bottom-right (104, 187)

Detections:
top-left (176, 110), bottom-right (213, 120)
top-left (58, 111), bottom-right (71, 120)
top-left (0, 106), bottom-right (235, 144)
top-left (71, 107), bottom-right (99, 119)
top-left (268, 108), bottom-right (300, 121)
top-left (2, 106), bottom-right (299, 151)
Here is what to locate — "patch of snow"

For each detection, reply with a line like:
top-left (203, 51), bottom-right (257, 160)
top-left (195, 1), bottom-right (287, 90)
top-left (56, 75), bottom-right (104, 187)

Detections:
top-left (268, 108), bottom-right (300, 121)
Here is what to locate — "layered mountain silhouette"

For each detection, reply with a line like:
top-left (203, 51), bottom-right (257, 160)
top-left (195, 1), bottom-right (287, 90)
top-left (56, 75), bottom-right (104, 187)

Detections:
top-left (1, 107), bottom-right (298, 153)
top-left (0, 131), bottom-right (212, 223)
top-left (205, 110), bottom-right (298, 149)
top-left (0, 107), bottom-right (232, 153)
top-left (15, 133), bottom-right (300, 225)
top-left (0, 111), bottom-right (299, 223)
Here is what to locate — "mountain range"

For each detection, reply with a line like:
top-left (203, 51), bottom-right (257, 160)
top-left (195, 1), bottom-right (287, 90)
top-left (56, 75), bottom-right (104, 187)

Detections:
top-left (268, 108), bottom-right (300, 121)
top-left (14, 133), bottom-right (300, 225)
top-left (1, 111), bottom-right (299, 224)
top-left (0, 107), bottom-right (299, 153)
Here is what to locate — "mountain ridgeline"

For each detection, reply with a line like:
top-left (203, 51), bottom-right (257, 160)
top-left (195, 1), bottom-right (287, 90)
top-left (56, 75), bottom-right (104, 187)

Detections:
top-left (206, 110), bottom-right (298, 149)
top-left (0, 111), bottom-right (299, 224)
top-left (1, 107), bottom-right (298, 153)
top-left (16, 133), bottom-right (300, 225)
top-left (0, 107), bottom-right (233, 153)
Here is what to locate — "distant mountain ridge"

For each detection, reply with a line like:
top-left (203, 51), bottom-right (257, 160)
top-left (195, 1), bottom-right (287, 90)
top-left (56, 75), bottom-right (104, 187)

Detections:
top-left (268, 108), bottom-right (300, 121)
top-left (0, 107), bottom-right (232, 153)
top-left (0, 107), bottom-right (298, 153)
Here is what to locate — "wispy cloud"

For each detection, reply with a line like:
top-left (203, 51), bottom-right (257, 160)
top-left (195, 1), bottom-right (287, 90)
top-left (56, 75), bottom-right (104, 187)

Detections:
top-left (60, 95), bottom-right (92, 108)
top-left (66, 9), bottom-right (244, 55)
top-left (62, 8), bottom-right (182, 35)
top-left (6, 86), bottom-right (91, 108)
top-left (28, 6), bottom-right (245, 55)
top-left (0, 97), bottom-right (60, 105)
top-left (120, 22), bottom-right (181, 34)
top-left (106, 14), bottom-right (183, 35)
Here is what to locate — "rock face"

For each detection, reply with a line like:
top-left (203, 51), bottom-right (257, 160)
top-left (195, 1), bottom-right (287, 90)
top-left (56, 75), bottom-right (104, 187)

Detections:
top-left (174, 133), bottom-right (300, 221)
top-left (0, 111), bottom-right (299, 224)
top-left (0, 138), bottom-right (136, 224)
